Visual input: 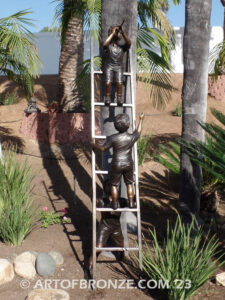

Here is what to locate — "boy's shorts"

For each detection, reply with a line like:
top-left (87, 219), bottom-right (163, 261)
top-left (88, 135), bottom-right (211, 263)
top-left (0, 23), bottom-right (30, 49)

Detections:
top-left (96, 218), bottom-right (123, 246)
top-left (104, 65), bottom-right (123, 83)
top-left (110, 162), bottom-right (134, 186)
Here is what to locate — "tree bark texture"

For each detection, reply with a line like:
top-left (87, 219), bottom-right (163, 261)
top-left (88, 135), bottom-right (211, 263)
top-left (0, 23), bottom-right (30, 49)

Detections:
top-left (57, 16), bottom-right (84, 111)
top-left (101, 0), bottom-right (137, 199)
top-left (179, 0), bottom-right (212, 223)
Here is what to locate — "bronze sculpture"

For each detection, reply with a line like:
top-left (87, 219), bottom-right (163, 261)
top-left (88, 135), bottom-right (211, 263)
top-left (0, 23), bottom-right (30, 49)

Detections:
top-left (24, 97), bottom-right (40, 113)
top-left (103, 22), bottom-right (131, 105)
top-left (92, 113), bottom-right (144, 209)
top-left (88, 180), bottom-right (129, 276)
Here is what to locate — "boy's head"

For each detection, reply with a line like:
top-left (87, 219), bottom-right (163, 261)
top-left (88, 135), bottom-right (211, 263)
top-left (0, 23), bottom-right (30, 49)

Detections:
top-left (114, 113), bottom-right (130, 133)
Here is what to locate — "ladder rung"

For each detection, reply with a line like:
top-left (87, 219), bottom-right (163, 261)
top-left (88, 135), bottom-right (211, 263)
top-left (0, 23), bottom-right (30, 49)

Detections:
top-left (94, 102), bottom-right (133, 107)
top-left (95, 247), bottom-right (139, 251)
top-left (94, 135), bottom-right (106, 139)
top-left (93, 71), bottom-right (131, 76)
top-left (96, 208), bottom-right (138, 212)
top-left (95, 170), bottom-right (108, 174)
top-left (95, 170), bottom-right (136, 175)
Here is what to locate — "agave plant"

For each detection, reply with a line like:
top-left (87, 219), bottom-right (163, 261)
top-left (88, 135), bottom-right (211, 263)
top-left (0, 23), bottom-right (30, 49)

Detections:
top-left (136, 216), bottom-right (224, 300)
top-left (0, 10), bottom-right (41, 99)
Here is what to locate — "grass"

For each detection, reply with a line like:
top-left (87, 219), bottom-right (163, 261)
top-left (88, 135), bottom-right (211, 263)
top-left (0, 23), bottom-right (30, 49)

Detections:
top-left (0, 150), bottom-right (38, 246)
top-left (0, 92), bottom-right (19, 105)
top-left (136, 216), bottom-right (224, 300)
top-left (172, 103), bottom-right (182, 117)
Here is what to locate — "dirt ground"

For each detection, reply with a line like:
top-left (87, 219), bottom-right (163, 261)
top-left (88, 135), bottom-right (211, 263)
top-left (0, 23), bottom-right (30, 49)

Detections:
top-left (0, 75), bottom-right (225, 300)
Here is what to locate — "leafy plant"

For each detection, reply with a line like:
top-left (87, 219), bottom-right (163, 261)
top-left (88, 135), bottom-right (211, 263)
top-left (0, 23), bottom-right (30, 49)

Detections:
top-left (0, 92), bottom-right (19, 105)
top-left (181, 108), bottom-right (225, 191)
top-left (136, 216), bottom-right (224, 300)
top-left (137, 135), bottom-right (151, 166)
top-left (172, 103), bottom-right (182, 117)
top-left (0, 151), bottom-right (38, 246)
top-left (154, 141), bottom-right (180, 174)
top-left (40, 210), bottom-right (70, 228)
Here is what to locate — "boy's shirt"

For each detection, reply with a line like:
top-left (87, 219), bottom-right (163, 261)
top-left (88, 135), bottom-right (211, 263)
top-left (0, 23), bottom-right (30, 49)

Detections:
top-left (104, 41), bottom-right (130, 68)
top-left (102, 130), bottom-right (139, 165)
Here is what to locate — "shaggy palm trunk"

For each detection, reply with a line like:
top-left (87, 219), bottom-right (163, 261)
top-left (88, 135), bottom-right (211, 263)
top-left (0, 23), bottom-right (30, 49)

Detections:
top-left (179, 0), bottom-right (212, 223)
top-left (101, 0), bottom-right (137, 189)
top-left (57, 16), bottom-right (84, 112)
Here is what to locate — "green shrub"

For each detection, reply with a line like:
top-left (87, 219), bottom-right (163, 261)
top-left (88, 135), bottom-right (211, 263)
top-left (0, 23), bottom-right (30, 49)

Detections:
top-left (0, 151), bottom-right (38, 246)
top-left (172, 103), bottom-right (182, 117)
top-left (137, 216), bottom-right (224, 300)
top-left (0, 93), bottom-right (19, 105)
top-left (137, 135), bottom-right (151, 166)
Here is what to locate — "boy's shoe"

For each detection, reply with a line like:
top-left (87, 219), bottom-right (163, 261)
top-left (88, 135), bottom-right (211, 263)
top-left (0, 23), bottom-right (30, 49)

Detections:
top-left (104, 96), bottom-right (111, 105)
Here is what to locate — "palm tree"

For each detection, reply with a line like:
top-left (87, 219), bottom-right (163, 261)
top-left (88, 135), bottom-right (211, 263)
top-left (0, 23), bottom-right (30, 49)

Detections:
top-left (0, 10), bottom-right (41, 99)
top-left (54, 0), bottom-right (86, 112)
top-left (179, 0), bottom-right (212, 224)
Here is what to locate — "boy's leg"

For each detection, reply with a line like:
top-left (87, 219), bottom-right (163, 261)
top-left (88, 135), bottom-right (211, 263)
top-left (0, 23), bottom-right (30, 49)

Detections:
top-left (116, 68), bottom-right (123, 105)
top-left (111, 185), bottom-right (119, 209)
top-left (104, 67), bottom-right (113, 105)
top-left (127, 184), bottom-right (135, 208)
top-left (116, 82), bottom-right (123, 105)
top-left (105, 81), bottom-right (112, 105)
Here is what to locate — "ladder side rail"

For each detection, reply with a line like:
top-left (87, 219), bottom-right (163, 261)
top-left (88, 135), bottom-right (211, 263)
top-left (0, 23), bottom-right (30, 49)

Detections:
top-left (129, 50), bottom-right (143, 270)
top-left (90, 35), bottom-right (97, 281)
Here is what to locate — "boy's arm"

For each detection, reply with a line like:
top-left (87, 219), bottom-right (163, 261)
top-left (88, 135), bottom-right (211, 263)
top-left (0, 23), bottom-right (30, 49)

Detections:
top-left (91, 139), bottom-right (105, 152)
top-left (137, 113), bottom-right (144, 134)
top-left (103, 27), bottom-right (117, 48)
top-left (121, 29), bottom-right (131, 48)
top-left (91, 137), bottom-right (112, 152)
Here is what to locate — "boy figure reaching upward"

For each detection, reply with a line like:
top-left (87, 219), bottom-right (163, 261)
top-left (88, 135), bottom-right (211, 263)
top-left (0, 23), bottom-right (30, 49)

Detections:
top-left (92, 113), bottom-right (144, 209)
top-left (103, 23), bottom-right (131, 105)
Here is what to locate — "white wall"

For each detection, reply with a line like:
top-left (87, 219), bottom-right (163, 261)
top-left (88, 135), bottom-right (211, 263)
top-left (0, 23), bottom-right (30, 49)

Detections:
top-left (35, 32), bottom-right (61, 75)
top-left (170, 26), bottom-right (223, 73)
top-left (35, 27), bottom-right (223, 75)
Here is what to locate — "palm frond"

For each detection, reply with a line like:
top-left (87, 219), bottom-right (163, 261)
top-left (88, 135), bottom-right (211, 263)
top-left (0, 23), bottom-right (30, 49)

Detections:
top-left (0, 10), bottom-right (41, 78)
top-left (136, 47), bottom-right (174, 109)
top-left (52, 0), bottom-right (85, 44)
top-left (83, 0), bottom-right (101, 42)
top-left (180, 108), bottom-right (225, 187)
top-left (0, 10), bottom-right (41, 98)
top-left (209, 41), bottom-right (225, 80)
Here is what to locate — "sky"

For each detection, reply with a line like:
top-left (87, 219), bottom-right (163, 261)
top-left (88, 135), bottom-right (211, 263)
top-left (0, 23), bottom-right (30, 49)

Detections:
top-left (0, 0), bottom-right (224, 32)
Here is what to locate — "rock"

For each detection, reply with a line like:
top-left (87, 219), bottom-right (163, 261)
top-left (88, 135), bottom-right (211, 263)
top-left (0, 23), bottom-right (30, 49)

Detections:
top-left (216, 272), bottom-right (225, 286)
top-left (29, 251), bottom-right (38, 258)
top-left (7, 253), bottom-right (17, 263)
top-left (14, 251), bottom-right (36, 280)
top-left (36, 253), bottom-right (56, 277)
top-left (26, 289), bottom-right (70, 300)
top-left (0, 259), bottom-right (14, 285)
top-left (49, 251), bottom-right (64, 266)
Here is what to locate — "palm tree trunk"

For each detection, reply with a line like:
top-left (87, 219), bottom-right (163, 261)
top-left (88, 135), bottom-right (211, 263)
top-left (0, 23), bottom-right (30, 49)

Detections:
top-left (101, 0), bottom-right (137, 178)
top-left (179, 0), bottom-right (212, 223)
top-left (57, 15), bottom-right (84, 112)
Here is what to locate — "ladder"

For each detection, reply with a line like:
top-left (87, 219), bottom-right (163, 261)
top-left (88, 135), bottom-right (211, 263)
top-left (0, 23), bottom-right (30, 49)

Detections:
top-left (90, 37), bottom-right (142, 281)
